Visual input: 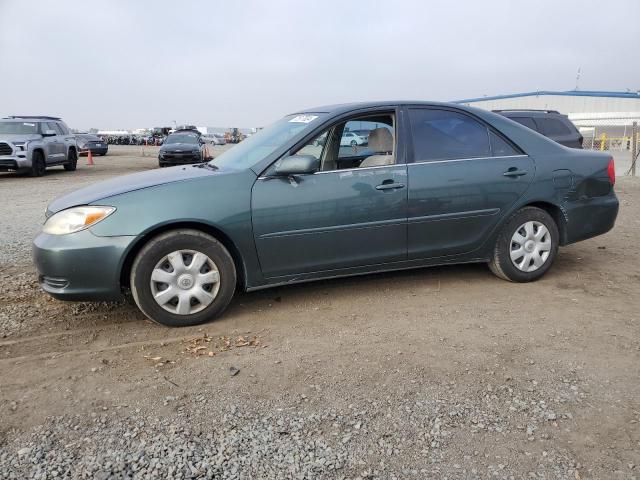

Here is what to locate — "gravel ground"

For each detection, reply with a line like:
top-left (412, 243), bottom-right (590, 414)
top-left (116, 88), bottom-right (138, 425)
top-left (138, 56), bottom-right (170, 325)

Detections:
top-left (0, 147), bottom-right (639, 479)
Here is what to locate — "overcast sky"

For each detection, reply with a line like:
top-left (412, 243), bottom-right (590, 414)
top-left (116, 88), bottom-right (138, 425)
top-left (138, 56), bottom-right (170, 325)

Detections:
top-left (1, 0), bottom-right (638, 130)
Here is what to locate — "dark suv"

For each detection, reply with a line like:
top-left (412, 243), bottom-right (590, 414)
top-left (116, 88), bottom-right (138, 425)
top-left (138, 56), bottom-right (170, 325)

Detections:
top-left (493, 110), bottom-right (583, 148)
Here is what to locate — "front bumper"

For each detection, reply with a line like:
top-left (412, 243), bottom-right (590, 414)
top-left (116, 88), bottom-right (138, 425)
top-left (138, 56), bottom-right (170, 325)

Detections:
top-left (159, 152), bottom-right (202, 166)
top-left (33, 229), bottom-right (136, 301)
top-left (0, 153), bottom-right (31, 171)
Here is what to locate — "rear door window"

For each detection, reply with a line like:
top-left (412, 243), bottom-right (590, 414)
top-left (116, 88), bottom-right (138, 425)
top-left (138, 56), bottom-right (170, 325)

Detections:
top-left (489, 131), bottom-right (521, 157)
top-left (409, 109), bottom-right (490, 161)
top-left (510, 117), bottom-right (538, 131)
top-left (537, 118), bottom-right (573, 136)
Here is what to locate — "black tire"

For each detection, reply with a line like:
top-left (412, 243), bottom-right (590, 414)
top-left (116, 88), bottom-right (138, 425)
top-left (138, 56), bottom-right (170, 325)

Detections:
top-left (130, 229), bottom-right (236, 327)
top-left (64, 149), bottom-right (77, 171)
top-left (488, 206), bottom-right (559, 282)
top-left (29, 150), bottom-right (46, 177)
top-left (350, 140), bottom-right (357, 147)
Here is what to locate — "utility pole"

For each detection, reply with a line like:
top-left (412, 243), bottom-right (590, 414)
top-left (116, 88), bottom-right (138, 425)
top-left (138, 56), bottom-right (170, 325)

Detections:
top-left (632, 121), bottom-right (637, 177)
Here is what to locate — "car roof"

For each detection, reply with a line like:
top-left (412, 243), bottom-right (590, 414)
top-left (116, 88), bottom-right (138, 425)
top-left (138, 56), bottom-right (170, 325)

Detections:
top-left (291, 100), bottom-right (464, 115)
top-left (3, 116), bottom-right (62, 121)
top-left (169, 131), bottom-right (199, 136)
top-left (493, 110), bottom-right (567, 118)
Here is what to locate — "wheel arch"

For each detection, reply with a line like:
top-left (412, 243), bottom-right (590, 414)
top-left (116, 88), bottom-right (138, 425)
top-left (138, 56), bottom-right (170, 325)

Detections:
top-left (522, 200), bottom-right (568, 245)
top-left (119, 221), bottom-right (247, 291)
top-left (31, 147), bottom-right (45, 159)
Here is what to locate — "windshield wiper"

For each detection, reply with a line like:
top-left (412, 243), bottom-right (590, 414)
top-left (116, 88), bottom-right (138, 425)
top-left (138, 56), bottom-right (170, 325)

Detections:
top-left (194, 162), bottom-right (218, 170)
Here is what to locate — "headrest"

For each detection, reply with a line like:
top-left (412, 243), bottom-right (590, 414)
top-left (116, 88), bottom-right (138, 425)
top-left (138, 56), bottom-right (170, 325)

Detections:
top-left (367, 128), bottom-right (393, 153)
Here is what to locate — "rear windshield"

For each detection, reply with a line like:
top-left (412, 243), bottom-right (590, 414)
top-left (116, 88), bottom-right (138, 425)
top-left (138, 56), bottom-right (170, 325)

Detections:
top-left (165, 134), bottom-right (199, 144)
top-left (0, 121), bottom-right (42, 134)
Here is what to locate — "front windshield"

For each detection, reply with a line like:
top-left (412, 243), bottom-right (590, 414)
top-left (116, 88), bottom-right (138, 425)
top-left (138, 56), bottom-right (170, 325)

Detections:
top-left (165, 134), bottom-right (199, 144)
top-left (0, 121), bottom-right (41, 134)
top-left (209, 114), bottom-right (324, 170)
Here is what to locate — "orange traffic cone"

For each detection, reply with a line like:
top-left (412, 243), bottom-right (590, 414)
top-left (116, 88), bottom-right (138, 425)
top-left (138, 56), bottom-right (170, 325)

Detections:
top-left (86, 149), bottom-right (94, 166)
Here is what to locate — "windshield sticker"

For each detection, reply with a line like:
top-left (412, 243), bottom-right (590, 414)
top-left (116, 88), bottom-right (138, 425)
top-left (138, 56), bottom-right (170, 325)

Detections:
top-left (289, 115), bottom-right (318, 124)
top-left (23, 123), bottom-right (35, 126)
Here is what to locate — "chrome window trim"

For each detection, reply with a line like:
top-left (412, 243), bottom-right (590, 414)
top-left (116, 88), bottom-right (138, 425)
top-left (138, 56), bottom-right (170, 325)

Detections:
top-left (313, 163), bottom-right (403, 175)
top-left (257, 162), bottom-right (404, 180)
top-left (409, 154), bottom-right (528, 166)
top-left (257, 155), bottom-right (529, 179)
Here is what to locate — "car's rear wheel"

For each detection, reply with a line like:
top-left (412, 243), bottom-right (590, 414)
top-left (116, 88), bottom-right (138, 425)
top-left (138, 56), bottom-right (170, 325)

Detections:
top-left (64, 149), bottom-right (77, 171)
top-left (488, 207), bottom-right (559, 282)
top-left (350, 140), bottom-right (357, 147)
top-left (130, 229), bottom-right (236, 327)
top-left (29, 151), bottom-right (46, 177)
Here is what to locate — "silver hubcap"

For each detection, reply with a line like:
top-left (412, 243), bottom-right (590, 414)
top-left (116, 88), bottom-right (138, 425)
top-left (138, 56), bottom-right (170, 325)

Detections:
top-left (150, 250), bottom-right (220, 315)
top-left (510, 221), bottom-right (552, 272)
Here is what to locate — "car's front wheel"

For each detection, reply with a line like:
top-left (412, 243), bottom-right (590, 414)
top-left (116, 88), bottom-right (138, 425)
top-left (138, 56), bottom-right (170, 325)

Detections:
top-left (488, 207), bottom-right (559, 282)
top-left (29, 150), bottom-right (46, 177)
top-left (64, 149), bottom-right (77, 171)
top-left (130, 229), bottom-right (237, 327)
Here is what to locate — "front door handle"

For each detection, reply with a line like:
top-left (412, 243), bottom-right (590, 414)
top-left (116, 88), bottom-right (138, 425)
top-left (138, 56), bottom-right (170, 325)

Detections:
top-left (503, 167), bottom-right (528, 178)
top-left (375, 182), bottom-right (405, 191)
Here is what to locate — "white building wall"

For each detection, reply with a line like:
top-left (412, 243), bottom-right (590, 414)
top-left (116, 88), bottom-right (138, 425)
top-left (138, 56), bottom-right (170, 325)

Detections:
top-left (460, 94), bottom-right (640, 115)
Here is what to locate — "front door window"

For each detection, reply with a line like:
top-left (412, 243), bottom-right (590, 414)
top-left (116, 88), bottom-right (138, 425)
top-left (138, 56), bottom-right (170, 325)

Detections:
top-left (294, 113), bottom-right (395, 172)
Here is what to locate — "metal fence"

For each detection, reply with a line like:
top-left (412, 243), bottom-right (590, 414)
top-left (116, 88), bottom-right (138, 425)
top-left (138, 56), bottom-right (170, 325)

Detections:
top-left (570, 114), bottom-right (639, 175)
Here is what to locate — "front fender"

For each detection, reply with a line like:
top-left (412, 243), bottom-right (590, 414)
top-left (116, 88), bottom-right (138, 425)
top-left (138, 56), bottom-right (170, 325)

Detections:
top-left (88, 169), bottom-right (265, 288)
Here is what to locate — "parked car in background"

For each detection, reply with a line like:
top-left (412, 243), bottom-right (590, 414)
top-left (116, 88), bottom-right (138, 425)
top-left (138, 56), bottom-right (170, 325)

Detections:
top-left (352, 129), bottom-right (372, 142)
top-left (33, 101), bottom-right (618, 327)
top-left (75, 133), bottom-right (108, 156)
top-left (158, 131), bottom-right (207, 167)
top-left (494, 110), bottom-right (583, 148)
top-left (340, 131), bottom-right (366, 147)
top-left (0, 116), bottom-right (78, 176)
top-left (203, 134), bottom-right (225, 145)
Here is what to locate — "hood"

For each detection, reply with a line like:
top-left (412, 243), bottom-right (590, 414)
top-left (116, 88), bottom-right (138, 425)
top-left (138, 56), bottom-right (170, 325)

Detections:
top-left (0, 133), bottom-right (42, 143)
top-left (160, 142), bottom-right (200, 152)
top-left (47, 164), bottom-right (222, 214)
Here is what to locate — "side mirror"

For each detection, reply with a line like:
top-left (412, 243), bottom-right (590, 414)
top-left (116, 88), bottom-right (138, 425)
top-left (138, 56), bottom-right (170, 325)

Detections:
top-left (43, 130), bottom-right (57, 137)
top-left (274, 155), bottom-right (319, 176)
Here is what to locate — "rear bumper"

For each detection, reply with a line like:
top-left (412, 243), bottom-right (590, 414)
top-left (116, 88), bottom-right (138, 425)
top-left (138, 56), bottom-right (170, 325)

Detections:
top-left (80, 146), bottom-right (108, 155)
top-left (33, 229), bottom-right (136, 301)
top-left (564, 193), bottom-right (619, 244)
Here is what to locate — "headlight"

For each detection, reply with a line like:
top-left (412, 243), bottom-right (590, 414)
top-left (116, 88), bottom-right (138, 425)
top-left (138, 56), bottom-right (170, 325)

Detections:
top-left (43, 206), bottom-right (115, 235)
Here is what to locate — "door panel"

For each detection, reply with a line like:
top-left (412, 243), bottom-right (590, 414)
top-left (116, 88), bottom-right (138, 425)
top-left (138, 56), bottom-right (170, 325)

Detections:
top-left (252, 166), bottom-right (408, 278)
top-left (408, 155), bottom-right (534, 259)
top-left (42, 122), bottom-right (61, 163)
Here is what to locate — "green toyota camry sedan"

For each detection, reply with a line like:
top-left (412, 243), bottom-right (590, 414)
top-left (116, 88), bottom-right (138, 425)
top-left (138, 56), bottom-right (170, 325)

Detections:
top-left (33, 102), bottom-right (618, 327)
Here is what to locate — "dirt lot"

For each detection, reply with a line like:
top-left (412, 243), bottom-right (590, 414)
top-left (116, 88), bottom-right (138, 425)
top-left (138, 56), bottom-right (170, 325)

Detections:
top-left (1, 146), bottom-right (639, 479)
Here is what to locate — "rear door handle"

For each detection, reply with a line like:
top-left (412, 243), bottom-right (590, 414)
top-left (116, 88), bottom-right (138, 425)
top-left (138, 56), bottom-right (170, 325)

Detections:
top-left (503, 168), bottom-right (528, 178)
top-left (375, 182), bottom-right (405, 191)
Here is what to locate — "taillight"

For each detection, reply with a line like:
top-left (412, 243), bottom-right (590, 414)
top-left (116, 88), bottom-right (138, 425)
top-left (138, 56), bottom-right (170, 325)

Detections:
top-left (607, 157), bottom-right (615, 185)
